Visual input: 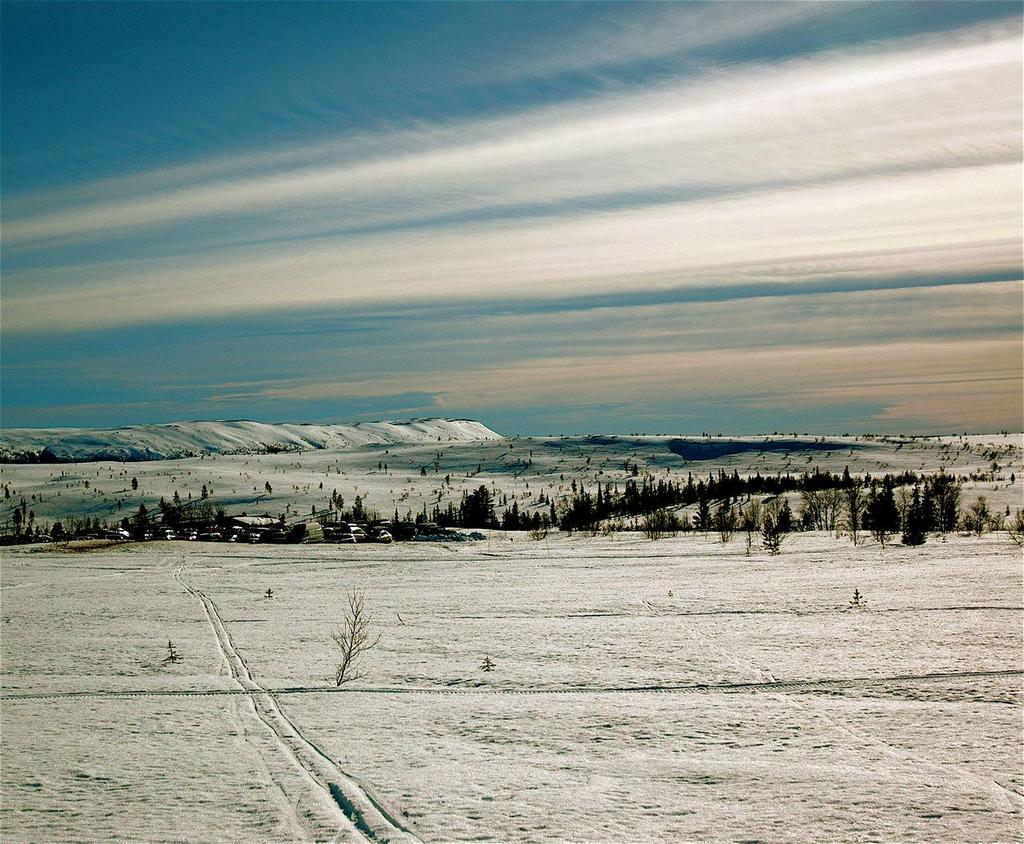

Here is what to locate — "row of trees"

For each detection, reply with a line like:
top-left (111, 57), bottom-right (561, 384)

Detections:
top-left (555, 468), bottom-right (1014, 547)
top-left (426, 485), bottom-right (556, 532)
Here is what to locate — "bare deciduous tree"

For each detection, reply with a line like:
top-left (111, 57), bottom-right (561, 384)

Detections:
top-left (842, 482), bottom-right (867, 546)
top-left (1008, 509), bottom-right (1024, 547)
top-left (641, 509), bottom-right (677, 540)
top-left (741, 501), bottom-right (762, 556)
top-left (331, 589), bottom-right (381, 686)
top-left (963, 496), bottom-right (991, 537)
top-left (820, 488), bottom-right (843, 535)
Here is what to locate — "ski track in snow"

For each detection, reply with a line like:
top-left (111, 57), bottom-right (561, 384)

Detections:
top-left (2, 530), bottom-right (1021, 842)
top-left (173, 558), bottom-right (420, 844)
top-left (3, 668), bottom-right (1020, 702)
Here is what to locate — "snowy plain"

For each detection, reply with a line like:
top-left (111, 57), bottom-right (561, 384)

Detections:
top-left (1, 431), bottom-right (1022, 842)
top-left (2, 532), bottom-right (1022, 842)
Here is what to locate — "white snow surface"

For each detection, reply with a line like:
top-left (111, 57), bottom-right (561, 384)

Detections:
top-left (2, 433), bottom-right (1023, 842)
top-left (1, 534), bottom-right (1022, 842)
top-left (0, 418), bottom-right (502, 462)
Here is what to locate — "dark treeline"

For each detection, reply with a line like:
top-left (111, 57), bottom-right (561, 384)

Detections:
top-left (557, 467), bottom-right (957, 536)
top-left (426, 485), bottom-right (556, 532)
top-left (411, 466), bottom-right (936, 534)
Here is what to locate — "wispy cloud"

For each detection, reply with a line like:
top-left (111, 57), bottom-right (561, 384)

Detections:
top-left (205, 335), bottom-right (1022, 432)
top-left (4, 159), bottom-right (1019, 333)
top-left (5, 21), bottom-right (1018, 251)
top-left (467, 2), bottom-right (853, 83)
top-left (2, 6), bottom-right (1020, 432)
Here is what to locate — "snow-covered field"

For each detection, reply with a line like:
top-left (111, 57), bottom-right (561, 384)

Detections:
top-left (2, 532), bottom-right (1021, 842)
top-left (2, 431), bottom-right (1022, 532)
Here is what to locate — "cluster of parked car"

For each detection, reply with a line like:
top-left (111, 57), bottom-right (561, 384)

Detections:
top-left (139, 521), bottom-right (396, 544)
top-left (321, 523), bottom-right (392, 543)
top-left (8, 518), bottom-right (464, 546)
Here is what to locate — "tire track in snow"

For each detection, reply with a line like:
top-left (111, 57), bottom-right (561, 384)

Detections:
top-left (4, 668), bottom-right (1020, 702)
top-left (174, 561), bottom-right (420, 844)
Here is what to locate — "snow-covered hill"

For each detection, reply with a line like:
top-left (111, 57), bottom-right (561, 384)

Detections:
top-left (0, 418), bottom-right (503, 462)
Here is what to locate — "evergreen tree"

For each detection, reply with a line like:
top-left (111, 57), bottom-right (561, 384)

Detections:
top-left (461, 486), bottom-right (494, 528)
top-left (777, 499), bottom-right (794, 532)
top-left (695, 498), bottom-right (712, 533)
top-left (866, 483), bottom-right (899, 546)
top-left (901, 486), bottom-right (927, 546)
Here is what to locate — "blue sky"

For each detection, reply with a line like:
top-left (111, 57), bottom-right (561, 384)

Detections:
top-left (2, 1), bottom-right (1021, 435)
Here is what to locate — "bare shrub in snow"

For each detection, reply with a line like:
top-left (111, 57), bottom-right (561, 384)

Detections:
top-left (963, 496), bottom-right (991, 536)
top-left (331, 589), bottom-right (381, 686)
top-left (1008, 509), bottom-right (1024, 547)
top-left (740, 501), bottom-right (761, 556)
top-left (641, 509), bottom-right (677, 540)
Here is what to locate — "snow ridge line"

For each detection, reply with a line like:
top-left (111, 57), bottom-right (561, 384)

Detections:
top-left (173, 562), bottom-right (420, 844)
top-left (4, 668), bottom-right (1020, 702)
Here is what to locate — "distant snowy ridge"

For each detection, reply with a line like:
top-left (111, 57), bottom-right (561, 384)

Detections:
top-left (0, 418), bottom-right (503, 462)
